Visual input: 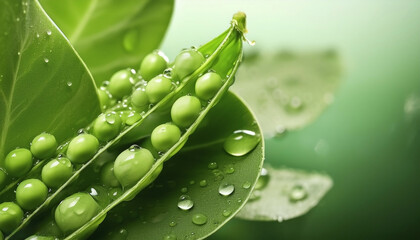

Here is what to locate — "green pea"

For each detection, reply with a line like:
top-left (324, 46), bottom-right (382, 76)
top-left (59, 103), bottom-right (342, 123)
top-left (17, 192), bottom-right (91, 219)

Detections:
top-left (0, 202), bottom-right (23, 234)
top-left (66, 134), bottom-right (99, 164)
top-left (55, 192), bottom-right (100, 233)
top-left (145, 76), bottom-right (173, 104)
top-left (92, 112), bottom-right (122, 142)
top-left (16, 179), bottom-right (48, 210)
top-left (173, 49), bottom-right (205, 80)
top-left (100, 161), bottom-right (120, 187)
top-left (131, 87), bottom-right (149, 112)
top-left (113, 147), bottom-right (155, 187)
top-left (151, 123), bottom-right (181, 152)
top-left (195, 72), bottom-right (223, 100)
top-left (0, 169), bottom-right (6, 190)
top-left (171, 96), bottom-right (202, 128)
top-left (41, 157), bottom-right (73, 188)
top-left (30, 133), bottom-right (57, 159)
top-left (97, 88), bottom-right (112, 111)
top-left (139, 50), bottom-right (169, 81)
top-left (4, 148), bottom-right (33, 177)
top-left (108, 69), bottom-right (134, 99)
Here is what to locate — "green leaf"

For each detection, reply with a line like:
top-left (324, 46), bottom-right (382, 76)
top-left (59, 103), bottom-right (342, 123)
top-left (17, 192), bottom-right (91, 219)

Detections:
top-left (91, 91), bottom-right (264, 240)
top-left (235, 166), bottom-right (332, 222)
top-left (232, 50), bottom-right (342, 137)
top-left (39, 0), bottom-right (174, 83)
top-left (0, 0), bottom-right (101, 166)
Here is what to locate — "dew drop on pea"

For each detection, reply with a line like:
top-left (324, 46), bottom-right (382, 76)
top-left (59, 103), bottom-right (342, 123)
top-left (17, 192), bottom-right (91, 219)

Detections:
top-left (191, 213), bottom-right (207, 226)
top-left (163, 234), bottom-right (177, 240)
top-left (218, 183), bottom-right (235, 196)
top-left (177, 195), bottom-right (194, 211)
top-left (289, 185), bottom-right (307, 202)
top-left (129, 144), bottom-right (140, 151)
top-left (223, 130), bottom-right (260, 157)
top-left (207, 162), bottom-right (217, 170)
top-left (105, 112), bottom-right (117, 124)
top-left (255, 168), bottom-right (270, 190)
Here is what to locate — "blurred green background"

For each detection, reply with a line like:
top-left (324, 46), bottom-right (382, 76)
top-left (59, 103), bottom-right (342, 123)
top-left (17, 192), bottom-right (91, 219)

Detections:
top-left (162, 0), bottom-right (420, 239)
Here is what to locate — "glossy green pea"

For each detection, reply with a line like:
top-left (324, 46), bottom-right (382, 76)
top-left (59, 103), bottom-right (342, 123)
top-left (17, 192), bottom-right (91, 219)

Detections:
top-left (97, 88), bottom-right (112, 110)
top-left (140, 50), bottom-right (169, 81)
top-left (0, 202), bottom-right (23, 234)
top-left (30, 133), bottom-right (57, 159)
top-left (4, 148), bottom-right (33, 177)
top-left (41, 157), bottom-right (73, 188)
top-left (171, 96), bottom-right (202, 128)
top-left (100, 161), bottom-right (120, 187)
top-left (108, 69), bottom-right (134, 99)
top-left (55, 192), bottom-right (100, 233)
top-left (195, 72), bottom-right (223, 100)
top-left (92, 112), bottom-right (122, 142)
top-left (131, 87), bottom-right (149, 112)
top-left (173, 49), bottom-right (205, 80)
top-left (151, 123), bottom-right (181, 152)
top-left (16, 179), bottom-right (48, 210)
top-left (0, 169), bottom-right (6, 190)
top-left (113, 147), bottom-right (155, 187)
top-left (66, 134), bottom-right (99, 164)
top-left (145, 76), bottom-right (173, 104)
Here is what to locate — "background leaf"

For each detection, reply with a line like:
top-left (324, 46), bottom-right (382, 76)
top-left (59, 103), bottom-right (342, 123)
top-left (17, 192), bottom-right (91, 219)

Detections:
top-left (232, 50), bottom-right (341, 137)
top-left (90, 92), bottom-right (264, 240)
top-left (236, 166), bottom-right (332, 222)
top-left (0, 0), bottom-right (101, 166)
top-left (39, 0), bottom-right (174, 83)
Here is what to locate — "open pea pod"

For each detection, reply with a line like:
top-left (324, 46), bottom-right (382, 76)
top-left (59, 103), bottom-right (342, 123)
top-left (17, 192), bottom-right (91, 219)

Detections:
top-left (3, 12), bottom-right (249, 240)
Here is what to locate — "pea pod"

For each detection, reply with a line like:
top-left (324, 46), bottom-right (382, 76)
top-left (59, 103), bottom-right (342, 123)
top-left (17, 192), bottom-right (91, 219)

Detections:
top-left (2, 12), bottom-right (247, 240)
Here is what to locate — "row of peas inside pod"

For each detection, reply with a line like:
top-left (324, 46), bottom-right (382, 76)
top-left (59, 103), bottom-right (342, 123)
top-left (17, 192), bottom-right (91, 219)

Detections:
top-left (0, 12), bottom-right (247, 240)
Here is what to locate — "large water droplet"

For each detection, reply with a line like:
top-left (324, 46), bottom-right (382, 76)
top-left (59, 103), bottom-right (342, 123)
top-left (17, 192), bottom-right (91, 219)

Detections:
top-left (123, 29), bottom-right (138, 52)
top-left (192, 213), bottom-right (207, 226)
top-left (223, 130), bottom-right (260, 156)
top-left (218, 183), bottom-right (235, 196)
top-left (289, 185), bottom-right (307, 202)
top-left (177, 195), bottom-right (194, 210)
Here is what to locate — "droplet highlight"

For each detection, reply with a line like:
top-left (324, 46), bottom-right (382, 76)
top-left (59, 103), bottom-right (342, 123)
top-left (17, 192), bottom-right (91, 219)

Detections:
top-left (218, 183), bottom-right (235, 196)
top-left (223, 130), bottom-right (260, 156)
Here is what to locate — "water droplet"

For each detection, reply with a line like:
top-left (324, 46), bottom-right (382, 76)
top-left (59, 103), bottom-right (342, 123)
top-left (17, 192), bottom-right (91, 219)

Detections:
top-left (177, 195), bottom-right (194, 210)
top-left (43, 58), bottom-right (49, 63)
top-left (289, 185), bottom-right (307, 202)
top-left (163, 234), bottom-right (177, 240)
top-left (218, 183), bottom-right (235, 196)
top-left (199, 180), bottom-right (207, 187)
top-left (129, 144), bottom-right (140, 151)
top-left (46, 30), bottom-right (52, 36)
top-left (189, 180), bottom-right (195, 185)
top-left (242, 181), bottom-right (251, 189)
top-left (123, 29), bottom-right (138, 52)
top-left (222, 209), bottom-right (231, 217)
top-left (169, 221), bottom-right (177, 227)
top-left (287, 96), bottom-right (304, 111)
top-left (17, 51), bottom-right (21, 56)
top-left (77, 128), bottom-right (86, 135)
top-left (118, 229), bottom-right (128, 240)
top-left (255, 168), bottom-right (269, 190)
top-left (180, 187), bottom-right (188, 193)
top-left (125, 111), bottom-right (141, 125)
top-left (208, 162), bottom-right (218, 169)
top-left (223, 130), bottom-right (260, 156)
top-left (16, 17), bottom-right (20, 22)
top-left (109, 188), bottom-right (123, 200)
top-left (192, 213), bottom-right (207, 226)
top-left (224, 164), bottom-right (235, 174)
top-left (36, 32), bottom-right (40, 38)
top-left (105, 112), bottom-right (118, 124)
top-left (212, 169), bottom-right (224, 181)
top-left (274, 125), bottom-right (287, 137)
top-left (66, 82), bottom-right (73, 87)
top-left (163, 68), bottom-right (173, 78)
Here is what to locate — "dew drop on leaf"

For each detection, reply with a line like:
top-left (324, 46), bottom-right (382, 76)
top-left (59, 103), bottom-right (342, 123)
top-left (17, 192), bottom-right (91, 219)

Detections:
top-left (191, 213), bottom-right (207, 226)
top-left (207, 162), bottom-right (218, 169)
top-left (44, 58), bottom-right (49, 63)
top-left (255, 168), bottom-right (270, 190)
top-left (289, 185), bottom-right (308, 202)
top-left (163, 234), bottom-right (177, 240)
top-left (46, 30), bottom-right (52, 36)
top-left (223, 130), bottom-right (260, 156)
top-left (218, 183), bottom-right (235, 196)
top-left (242, 181), bottom-right (251, 189)
top-left (66, 82), bottom-right (72, 87)
top-left (169, 221), bottom-right (177, 227)
top-left (177, 195), bottom-right (194, 210)
top-left (222, 209), bottom-right (231, 217)
top-left (199, 180), bottom-right (207, 187)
